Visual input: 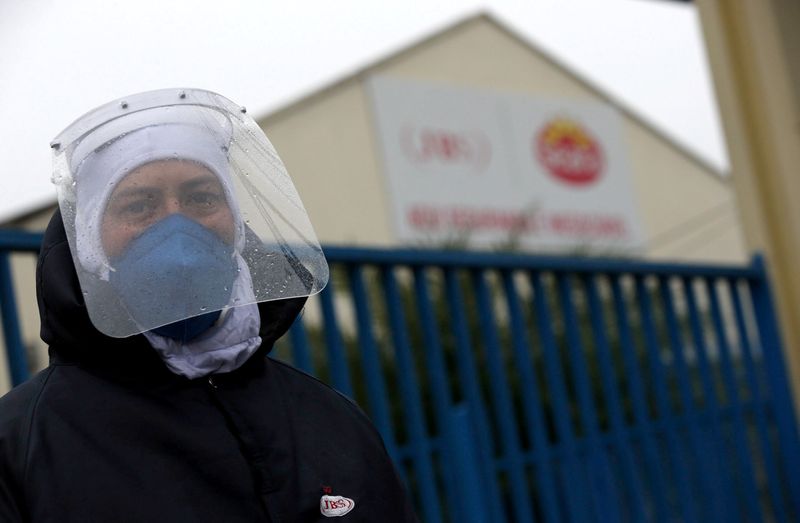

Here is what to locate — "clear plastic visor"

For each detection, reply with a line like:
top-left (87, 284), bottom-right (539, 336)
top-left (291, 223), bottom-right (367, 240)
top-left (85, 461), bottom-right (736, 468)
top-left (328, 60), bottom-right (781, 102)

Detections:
top-left (51, 88), bottom-right (328, 338)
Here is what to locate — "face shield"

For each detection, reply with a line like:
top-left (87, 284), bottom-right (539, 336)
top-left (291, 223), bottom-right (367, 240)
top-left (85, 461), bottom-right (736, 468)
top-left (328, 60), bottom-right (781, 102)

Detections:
top-left (51, 88), bottom-right (328, 339)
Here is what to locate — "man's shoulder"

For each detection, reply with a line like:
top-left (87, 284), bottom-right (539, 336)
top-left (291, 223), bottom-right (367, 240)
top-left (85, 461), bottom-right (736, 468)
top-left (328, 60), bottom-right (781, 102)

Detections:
top-left (0, 368), bottom-right (55, 432)
top-left (0, 367), bottom-right (56, 487)
top-left (265, 357), bottom-right (384, 437)
top-left (266, 357), bottom-right (364, 413)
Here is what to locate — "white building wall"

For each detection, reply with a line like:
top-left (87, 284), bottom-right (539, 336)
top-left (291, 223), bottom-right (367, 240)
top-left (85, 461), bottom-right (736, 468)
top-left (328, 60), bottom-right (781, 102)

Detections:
top-left (260, 15), bottom-right (746, 263)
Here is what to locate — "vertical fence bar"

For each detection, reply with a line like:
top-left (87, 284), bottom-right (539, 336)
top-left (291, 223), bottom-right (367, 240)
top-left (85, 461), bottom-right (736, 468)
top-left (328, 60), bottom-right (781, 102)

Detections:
top-left (681, 276), bottom-right (737, 522)
top-left (411, 267), bottom-right (453, 427)
top-left (381, 267), bottom-right (443, 523)
top-left (749, 256), bottom-right (800, 520)
top-left (0, 252), bottom-right (28, 386)
top-left (635, 275), bottom-right (697, 523)
top-left (584, 275), bottom-right (648, 521)
top-left (729, 279), bottom-right (787, 522)
top-left (556, 274), bottom-right (619, 523)
top-left (347, 264), bottom-right (401, 463)
top-left (318, 283), bottom-right (354, 398)
top-left (501, 269), bottom-right (561, 523)
top-left (610, 276), bottom-right (670, 523)
top-left (705, 277), bottom-right (763, 523)
top-left (659, 275), bottom-right (727, 521)
top-left (531, 271), bottom-right (594, 523)
top-left (411, 266), bottom-right (459, 514)
top-left (287, 316), bottom-right (314, 374)
top-left (444, 268), bottom-right (506, 523)
top-left (447, 405), bottom-right (491, 523)
top-left (471, 269), bottom-right (534, 523)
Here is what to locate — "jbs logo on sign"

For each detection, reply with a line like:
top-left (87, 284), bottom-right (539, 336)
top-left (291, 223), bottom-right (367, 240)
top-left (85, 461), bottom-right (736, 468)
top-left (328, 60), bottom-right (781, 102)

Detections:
top-left (320, 494), bottom-right (355, 518)
top-left (400, 125), bottom-right (491, 172)
top-left (535, 118), bottom-right (604, 187)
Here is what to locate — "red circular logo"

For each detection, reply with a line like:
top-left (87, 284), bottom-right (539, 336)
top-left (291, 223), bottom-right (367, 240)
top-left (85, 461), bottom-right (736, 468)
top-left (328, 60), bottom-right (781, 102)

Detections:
top-left (535, 118), bottom-right (604, 187)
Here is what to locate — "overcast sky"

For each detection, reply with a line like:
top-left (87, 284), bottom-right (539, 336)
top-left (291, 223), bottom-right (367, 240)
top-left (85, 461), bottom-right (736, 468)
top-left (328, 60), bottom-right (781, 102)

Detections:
top-left (0, 0), bottom-right (726, 222)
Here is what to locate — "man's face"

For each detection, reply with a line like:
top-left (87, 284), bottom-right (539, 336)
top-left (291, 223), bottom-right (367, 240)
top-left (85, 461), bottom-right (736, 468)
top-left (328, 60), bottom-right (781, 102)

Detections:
top-left (102, 159), bottom-right (236, 259)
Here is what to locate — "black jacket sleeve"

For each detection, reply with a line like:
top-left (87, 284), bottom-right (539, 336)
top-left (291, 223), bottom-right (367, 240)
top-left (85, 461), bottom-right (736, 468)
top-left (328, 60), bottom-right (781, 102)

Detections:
top-left (0, 369), bottom-right (53, 523)
top-left (0, 465), bottom-right (24, 523)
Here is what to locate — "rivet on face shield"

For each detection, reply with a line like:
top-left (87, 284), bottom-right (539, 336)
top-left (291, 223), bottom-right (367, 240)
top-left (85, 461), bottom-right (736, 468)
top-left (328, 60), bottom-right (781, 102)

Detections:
top-left (120, 101), bottom-right (129, 109)
top-left (240, 106), bottom-right (247, 113)
top-left (178, 91), bottom-right (186, 99)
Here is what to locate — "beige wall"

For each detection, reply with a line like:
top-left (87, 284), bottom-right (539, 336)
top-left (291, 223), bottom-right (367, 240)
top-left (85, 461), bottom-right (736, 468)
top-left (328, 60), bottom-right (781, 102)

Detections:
top-left (626, 117), bottom-right (743, 263)
top-left (261, 16), bottom-right (746, 263)
top-left (261, 83), bottom-right (395, 247)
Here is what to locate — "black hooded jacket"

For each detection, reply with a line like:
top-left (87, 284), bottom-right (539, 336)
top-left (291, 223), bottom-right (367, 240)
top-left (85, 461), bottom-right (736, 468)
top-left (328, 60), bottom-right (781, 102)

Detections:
top-left (0, 211), bottom-right (418, 522)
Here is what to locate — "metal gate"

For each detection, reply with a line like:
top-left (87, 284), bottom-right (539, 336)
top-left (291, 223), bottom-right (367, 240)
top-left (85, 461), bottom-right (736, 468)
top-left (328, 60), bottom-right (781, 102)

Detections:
top-left (2, 233), bottom-right (799, 522)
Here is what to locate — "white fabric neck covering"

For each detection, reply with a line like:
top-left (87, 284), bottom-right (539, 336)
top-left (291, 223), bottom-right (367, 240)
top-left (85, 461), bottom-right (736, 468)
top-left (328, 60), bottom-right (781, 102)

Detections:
top-left (144, 255), bottom-right (262, 379)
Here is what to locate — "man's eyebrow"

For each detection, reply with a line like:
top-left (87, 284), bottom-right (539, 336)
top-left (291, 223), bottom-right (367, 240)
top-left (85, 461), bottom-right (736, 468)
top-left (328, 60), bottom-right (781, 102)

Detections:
top-left (109, 186), bottom-right (161, 201)
top-left (180, 175), bottom-right (223, 191)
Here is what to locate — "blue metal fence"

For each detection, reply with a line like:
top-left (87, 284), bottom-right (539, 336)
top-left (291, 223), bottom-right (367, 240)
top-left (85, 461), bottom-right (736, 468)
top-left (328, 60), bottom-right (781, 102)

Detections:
top-left (0, 230), bottom-right (41, 386)
top-left (2, 231), bottom-right (800, 522)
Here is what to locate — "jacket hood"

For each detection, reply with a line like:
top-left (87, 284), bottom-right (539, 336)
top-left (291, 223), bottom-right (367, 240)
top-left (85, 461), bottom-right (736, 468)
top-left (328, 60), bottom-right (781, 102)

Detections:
top-left (36, 209), bottom-right (307, 376)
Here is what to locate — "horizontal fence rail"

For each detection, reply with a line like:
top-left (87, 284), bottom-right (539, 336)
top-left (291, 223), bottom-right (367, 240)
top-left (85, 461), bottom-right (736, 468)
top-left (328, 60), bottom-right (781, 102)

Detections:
top-left (2, 231), bottom-right (800, 522)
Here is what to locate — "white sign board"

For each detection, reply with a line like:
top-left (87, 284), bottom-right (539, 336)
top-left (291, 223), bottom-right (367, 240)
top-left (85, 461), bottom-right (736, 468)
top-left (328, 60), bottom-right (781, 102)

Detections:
top-left (367, 77), bottom-right (646, 253)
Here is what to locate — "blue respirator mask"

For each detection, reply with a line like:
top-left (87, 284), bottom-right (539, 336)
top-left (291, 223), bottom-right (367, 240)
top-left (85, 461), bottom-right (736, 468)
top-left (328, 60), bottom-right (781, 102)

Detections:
top-left (109, 214), bottom-right (240, 343)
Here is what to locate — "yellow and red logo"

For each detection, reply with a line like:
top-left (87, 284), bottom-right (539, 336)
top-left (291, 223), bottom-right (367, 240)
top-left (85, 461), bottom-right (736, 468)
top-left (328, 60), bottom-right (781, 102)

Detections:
top-left (535, 118), bottom-right (604, 187)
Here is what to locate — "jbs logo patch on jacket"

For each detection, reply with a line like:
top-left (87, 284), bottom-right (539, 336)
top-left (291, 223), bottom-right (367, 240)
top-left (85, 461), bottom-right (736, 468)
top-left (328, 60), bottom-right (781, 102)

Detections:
top-left (320, 494), bottom-right (355, 517)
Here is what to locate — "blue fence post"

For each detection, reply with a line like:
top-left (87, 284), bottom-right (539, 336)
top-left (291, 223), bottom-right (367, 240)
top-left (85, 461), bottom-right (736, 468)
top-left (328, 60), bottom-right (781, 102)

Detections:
top-left (749, 255), bottom-right (800, 520)
top-left (287, 315), bottom-right (314, 374)
top-left (556, 273), bottom-right (620, 523)
top-left (729, 279), bottom-right (788, 520)
top-left (610, 276), bottom-right (671, 523)
top-left (346, 264), bottom-right (401, 464)
top-left (530, 271), bottom-right (594, 523)
top-left (471, 269), bottom-right (534, 523)
top-left (635, 275), bottom-right (697, 522)
top-left (0, 231), bottom-right (42, 388)
top-left (317, 284), bottom-right (354, 398)
top-left (381, 267), bottom-right (443, 523)
top-left (443, 268), bottom-right (506, 522)
top-left (584, 275), bottom-right (648, 522)
top-left (446, 404), bottom-right (491, 523)
top-left (502, 269), bottom-right (562, 523)
top-left (704, 277), bottom-right (763, 523)
top-left (681, 276), bottom-right (737, 522)
top-left (0, 252), bottom-right (28, 386)
top-left (411, 266), bottom-right (460, 513)
top-left (659, 275), bottom-right (727, 521)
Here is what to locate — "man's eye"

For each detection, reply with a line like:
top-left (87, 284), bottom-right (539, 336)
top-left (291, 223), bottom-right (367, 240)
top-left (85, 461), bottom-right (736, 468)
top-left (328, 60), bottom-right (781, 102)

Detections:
top-left (120, 198), bottom-right (157, 217)
top-left (124, 201), bottom-right (148, 214)
top-left (186, 191), bottom-right (223, 209)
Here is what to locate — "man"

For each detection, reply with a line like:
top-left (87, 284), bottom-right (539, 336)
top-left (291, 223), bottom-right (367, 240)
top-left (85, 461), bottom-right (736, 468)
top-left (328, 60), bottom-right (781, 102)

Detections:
top-left (0, 88), bottom-right (418, 522)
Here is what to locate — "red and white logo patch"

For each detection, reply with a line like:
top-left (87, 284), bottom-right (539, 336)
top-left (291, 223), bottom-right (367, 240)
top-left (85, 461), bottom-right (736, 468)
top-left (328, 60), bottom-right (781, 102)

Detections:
top-left (320, 487), bottom-right (355, 518)
top-left (535, 117), bottom-right (604, 187)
